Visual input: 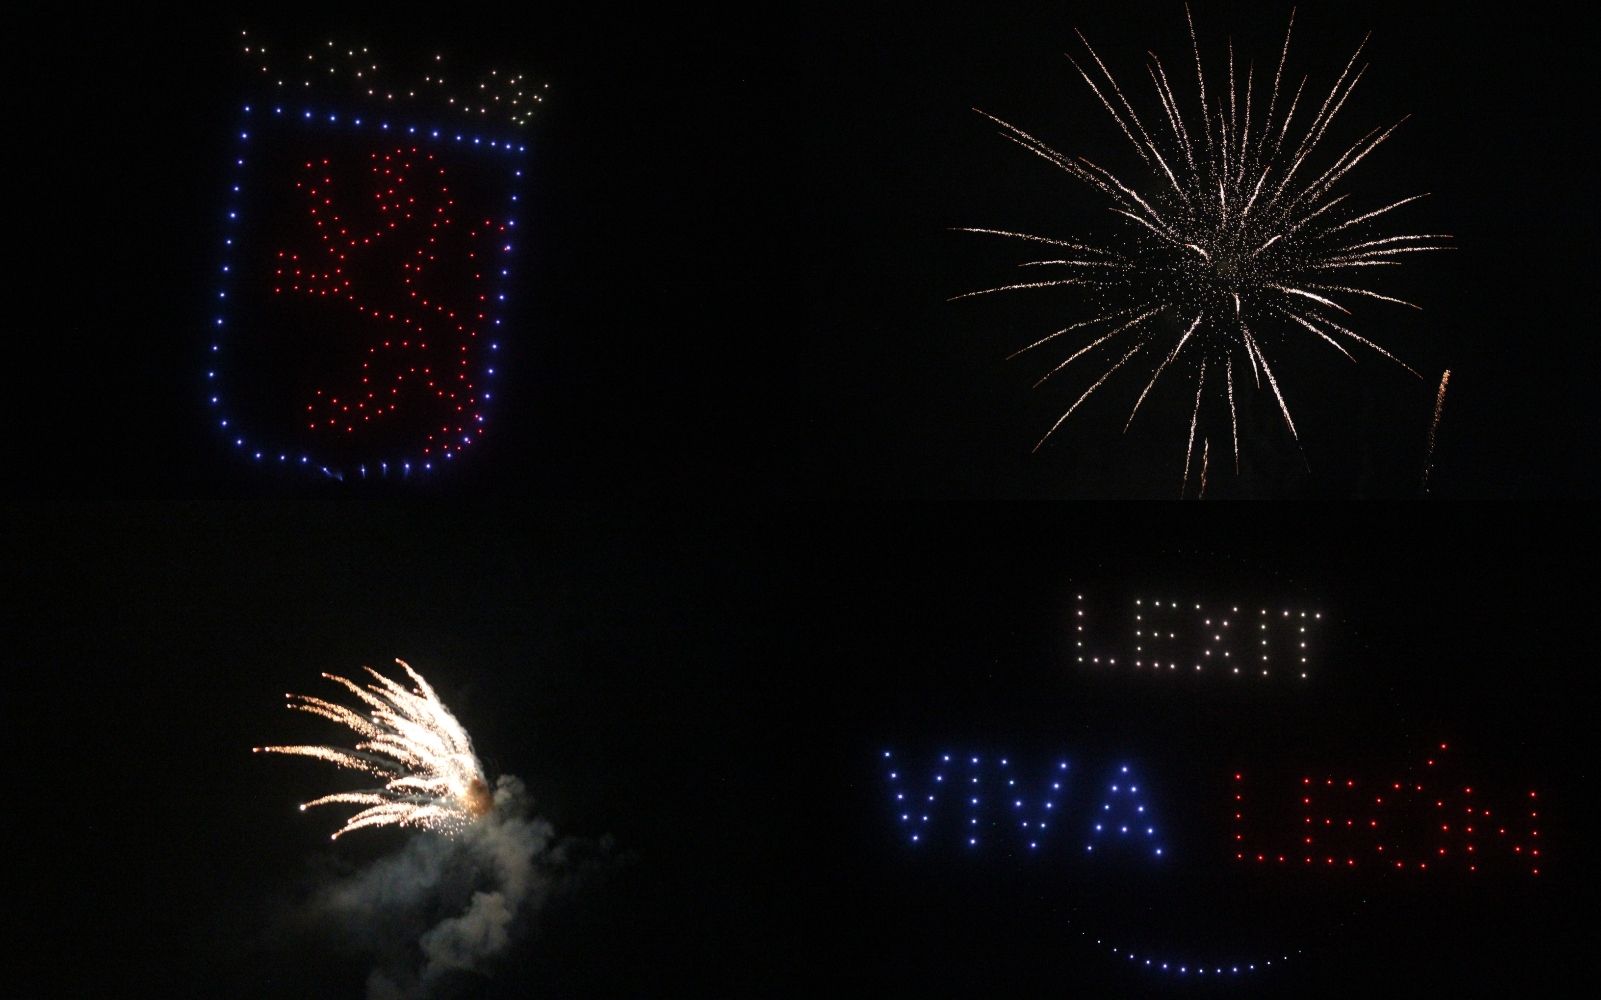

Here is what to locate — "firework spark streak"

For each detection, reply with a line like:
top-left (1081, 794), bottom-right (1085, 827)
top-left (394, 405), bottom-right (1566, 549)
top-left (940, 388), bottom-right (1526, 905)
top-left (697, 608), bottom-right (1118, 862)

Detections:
top-left (955, 7), bottom-right (1449, 488)
top-left (255, 659), bottom-right (493, 839)
top-left (1423, 368), bottom-right (1451, 493)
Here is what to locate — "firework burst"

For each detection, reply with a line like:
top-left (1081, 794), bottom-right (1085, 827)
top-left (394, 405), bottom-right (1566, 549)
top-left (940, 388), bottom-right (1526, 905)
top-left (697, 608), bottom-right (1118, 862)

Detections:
top-left (956, 6), bottom-right (1449, 492)
top-left (255, 658), bottom-right (493, 839)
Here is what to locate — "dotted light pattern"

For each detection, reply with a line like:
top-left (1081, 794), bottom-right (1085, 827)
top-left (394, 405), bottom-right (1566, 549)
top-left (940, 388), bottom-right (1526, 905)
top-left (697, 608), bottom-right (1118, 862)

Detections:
top-left (1232, 743), bottom-right (1544, 875)
top-left (277, 146), bottom-right (498, 454)
top-left (1086, 763), bottom-right (1165, 858)
top-left (240, 31), bottom-right (547, 129)
top-left (1074, 593), bottom-right (1321, 679)
top-left (1069, 921), bottom-right (1299, 981)
top-left (881, 751), bottom-right (1161, 857)
top-left (208, 103), bottom-right (525, 480)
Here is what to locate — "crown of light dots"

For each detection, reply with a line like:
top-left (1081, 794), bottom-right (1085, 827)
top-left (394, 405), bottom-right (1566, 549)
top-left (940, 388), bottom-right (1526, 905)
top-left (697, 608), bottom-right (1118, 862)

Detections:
top-left (1073, 593), bottom-right (1321, 679)
top-left (1232, 742), bottom-right (1544, 876)
top-left (208, 91), bottom-right (527, 479)
top-left (882, 751), bottom-right (1165, 858)
top-left (240, 31), bottom-right (547, 128)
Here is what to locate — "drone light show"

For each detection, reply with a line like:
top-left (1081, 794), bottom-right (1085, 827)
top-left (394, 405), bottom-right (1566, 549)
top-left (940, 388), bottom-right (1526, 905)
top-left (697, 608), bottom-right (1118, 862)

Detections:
top-left (880, 740), bottom-right (1548, 979)
top-left (1232, 743), bottom-right (1543, 875)
top-left (206, 35), bottom-right (538, 480)
top-left (883, 753), bottom-right (1165, 856)
top-left (1068, 919), bottom-right (1300, 982)
top-left (881, 742), bottom-right (1543, 876)
top-left (1072, 593), bottom-right (1323, 678)
top-left (879, 565), bottom-right (1544, 978)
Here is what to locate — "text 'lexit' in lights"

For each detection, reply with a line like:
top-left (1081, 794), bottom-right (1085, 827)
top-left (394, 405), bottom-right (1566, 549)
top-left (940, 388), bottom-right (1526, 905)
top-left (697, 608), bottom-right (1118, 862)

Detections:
top-left (1073, 593), bottom-right (1323, 679)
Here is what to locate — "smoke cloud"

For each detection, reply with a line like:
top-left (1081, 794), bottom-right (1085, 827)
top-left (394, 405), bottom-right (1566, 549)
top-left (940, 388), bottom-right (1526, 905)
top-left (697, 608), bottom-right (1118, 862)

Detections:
top-left (292, 774), bottom-right (607, 998)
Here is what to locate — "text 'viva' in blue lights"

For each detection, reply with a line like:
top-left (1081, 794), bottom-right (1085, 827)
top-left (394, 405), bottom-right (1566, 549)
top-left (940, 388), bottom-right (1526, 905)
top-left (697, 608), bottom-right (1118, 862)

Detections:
top-left (882, 751), bottom-right (1165, 858)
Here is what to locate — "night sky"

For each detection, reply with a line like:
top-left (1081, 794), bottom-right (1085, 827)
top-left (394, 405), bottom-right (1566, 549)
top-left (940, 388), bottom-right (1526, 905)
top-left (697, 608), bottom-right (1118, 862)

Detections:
top-left (10, 507), bottom-right (1589, 995)
top-left (19, 0), bottom-right (1598, 497)
top-left (10, 1), bottom-right (1597, 996)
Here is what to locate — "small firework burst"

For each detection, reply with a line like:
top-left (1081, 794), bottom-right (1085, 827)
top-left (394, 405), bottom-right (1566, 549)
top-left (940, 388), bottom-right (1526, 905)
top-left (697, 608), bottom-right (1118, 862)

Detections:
top-left (956, 7), bottom-right (1450, 493)
top-left (256, 659), bottom-right (493, 839)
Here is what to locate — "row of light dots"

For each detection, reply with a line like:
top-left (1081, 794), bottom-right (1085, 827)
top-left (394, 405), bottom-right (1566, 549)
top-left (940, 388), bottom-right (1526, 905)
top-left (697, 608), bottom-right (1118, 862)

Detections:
top-left (1069, 921), bottom-right (1297, 979)
top-left (1073, 594), bottom-right (1317, 679)
top-left (256, 104), bottom-right (527, 152)
top-left (241, 33), bottom-right (547, 126)
top-left (1230, 745), bottom-right (1542, 875)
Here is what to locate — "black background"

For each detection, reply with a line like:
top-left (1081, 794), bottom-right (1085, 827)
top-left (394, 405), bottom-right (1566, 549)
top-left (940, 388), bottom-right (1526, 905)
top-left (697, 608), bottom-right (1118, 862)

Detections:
top-left (17, 0), bottom-right (1598, 497)
top-left (9, 0), bottom-right (1597, 996)
top-left (9, 505), bottom-right (1590, 995)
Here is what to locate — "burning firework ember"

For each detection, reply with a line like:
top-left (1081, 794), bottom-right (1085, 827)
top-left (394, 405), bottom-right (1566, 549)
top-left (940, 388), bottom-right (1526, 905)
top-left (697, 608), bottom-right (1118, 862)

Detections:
top-left (956, 7), bottom-right (1450, 492)
top-left (255, 659), bottom-right (493, 839)
top-left (1423, 368), bottom-right (1451, 493)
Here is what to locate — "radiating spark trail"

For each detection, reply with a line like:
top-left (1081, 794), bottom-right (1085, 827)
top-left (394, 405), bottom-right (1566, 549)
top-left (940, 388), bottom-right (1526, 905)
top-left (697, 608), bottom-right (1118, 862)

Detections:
top-left (1423, 368), bottom-right (1451, 494)
top-left (256, 659), bottom-right (493, 840)
top-left (1245, 325), bottom-right (1297, 442)
top-left (1034, 307), bottom-right (1165, 387)
top-left (1018, 259), bottom-right (1127, 270)
top-left (1034, 339), bottom-right (1149, 453)
top-left (1280, 306), bottom-right (1420, 376)
top-left (1303, 283), bottom-right (1421, 310)
top-left (1226, 355), bottom-right (1239, 472)
top-left (951, 227), bottom-right (1119, 256)
top-left (1270, 283), bottom-right (1351, 314)
top-left (957, 7), bottom-right (1447, 486)
top-left (1272, 304), bottom-right (1357, 362)
top-left (1126, 315), bottom-right (1201, 431)
top-left (949, 279), bottom-right (1097, 301)
top-left (1183, 357), bottom-right (1208, 497)
top-left (1007, 304), bottom-right (1148, 359)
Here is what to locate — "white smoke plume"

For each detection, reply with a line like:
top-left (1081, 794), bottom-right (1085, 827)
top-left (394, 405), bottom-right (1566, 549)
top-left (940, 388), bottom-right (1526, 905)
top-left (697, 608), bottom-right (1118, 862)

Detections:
top-left (295, 774), bottom-right (606, 998)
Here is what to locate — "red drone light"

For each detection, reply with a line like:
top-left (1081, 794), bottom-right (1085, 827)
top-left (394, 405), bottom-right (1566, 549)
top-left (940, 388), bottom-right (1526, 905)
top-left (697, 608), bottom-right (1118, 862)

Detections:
top-left (273, 145), bottom-right (503, 458)
top-left (1231, 743), bottom-right (1543, 876)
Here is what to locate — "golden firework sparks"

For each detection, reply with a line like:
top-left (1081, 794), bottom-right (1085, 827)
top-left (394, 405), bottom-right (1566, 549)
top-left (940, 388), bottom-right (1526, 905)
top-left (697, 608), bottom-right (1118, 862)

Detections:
top-left (957, 7), bottom-right (1450, 492)
top-left (256, 659), bottom-right (492, 839)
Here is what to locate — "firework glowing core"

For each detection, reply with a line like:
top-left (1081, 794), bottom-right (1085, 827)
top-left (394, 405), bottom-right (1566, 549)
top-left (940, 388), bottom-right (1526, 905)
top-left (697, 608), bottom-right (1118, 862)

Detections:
top-left (464, 776), bottom-right (494, 818)
top-left (256, 658), bottom-right (492, 839)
